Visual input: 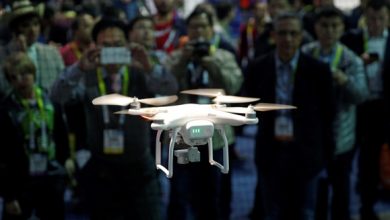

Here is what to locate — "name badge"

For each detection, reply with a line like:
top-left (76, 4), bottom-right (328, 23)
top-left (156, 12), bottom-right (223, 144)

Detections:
top-left (274, 115), bottom-right (294, 141)
top-left (29, 153), bottom-right (48, 176)
top-left (103, 129), bottom-right (124, 155)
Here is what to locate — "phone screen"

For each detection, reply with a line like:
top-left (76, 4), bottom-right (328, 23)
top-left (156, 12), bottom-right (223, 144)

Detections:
top-left (369, 52), bottom-right (379, 61)
top-left (100, 47), bottom-right (131, 64)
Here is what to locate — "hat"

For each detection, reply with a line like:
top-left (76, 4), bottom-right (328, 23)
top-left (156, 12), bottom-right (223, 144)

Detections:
top-left (8, 0), bottom-right (40, 27)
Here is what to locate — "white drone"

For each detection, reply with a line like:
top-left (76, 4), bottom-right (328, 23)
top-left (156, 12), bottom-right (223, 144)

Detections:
top-left (92, 89), bottom-right (296, 178)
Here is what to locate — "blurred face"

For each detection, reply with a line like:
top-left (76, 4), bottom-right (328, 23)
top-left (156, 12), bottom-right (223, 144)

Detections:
top-left (187, 13), bottom-right (213, 41)
top-left (76, 14), bottom-right (95, 43)
top-left (253, 2), bottom-right (268, 22)
top-left (16, 16), bottom-right (40, 46)
top-left (366, 6), bottom-right (389, 37)
top-left (129, 19), bottom-right (155, 49)
top-left (273, 18), bottom-right (303, 61)
top-left (268, 0), bottom-right (291, 19)
top-left (154, 0), bottom-right (175, 16)
top-left (8, 67), bottom-right (35, 92)
top-left (97, 27), bottom-right (127, 73)
top-left (315, 16), bottom-right (344, 48)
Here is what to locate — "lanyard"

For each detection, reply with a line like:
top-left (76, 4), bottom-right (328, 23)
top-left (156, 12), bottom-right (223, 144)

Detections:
top-left (313, 44), bottom-right (343, 71)
top-left (246, 19), bottom-right (255, 59)
top-left (209, 35), bottom-right (220, 55)
top-left (70, 41), bottom-right (82, 60)
top-left (97, 66), bottom-right (129, 125)
top-left (163, 30), bottom-right (177, 51)
top-left (363, 31), bottom-right (369, 53)
top-left (20, 86), bottom-right (51, 150)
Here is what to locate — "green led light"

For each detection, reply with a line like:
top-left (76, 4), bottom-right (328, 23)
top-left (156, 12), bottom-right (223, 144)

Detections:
top-left (192, 128), bottom-right (201, 134)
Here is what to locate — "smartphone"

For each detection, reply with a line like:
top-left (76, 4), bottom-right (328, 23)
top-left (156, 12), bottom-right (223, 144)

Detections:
top-left (100, 47), bottom-right (131, 64)
top-left (368, 52), bottom-right (379, 61)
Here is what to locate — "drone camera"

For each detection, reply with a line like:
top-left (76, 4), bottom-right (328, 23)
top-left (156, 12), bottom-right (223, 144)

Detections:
top-left (174, 147), bottom-right (201, 164)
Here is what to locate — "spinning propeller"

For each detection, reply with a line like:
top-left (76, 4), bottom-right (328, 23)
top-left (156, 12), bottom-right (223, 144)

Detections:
top-left (92, 94), bottom-right (178, 106)
top-left (180, 89), bottom-right (260, 103)
top-left (219, 103), bottom-right (297, 114)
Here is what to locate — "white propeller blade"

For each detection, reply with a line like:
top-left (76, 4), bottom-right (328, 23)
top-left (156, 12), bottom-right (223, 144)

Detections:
top-left (213, 96), bottom-right (260, 104)
top-left (92, 94), bottom-right (178, 106)
top-left (92, 94), bottom-right (134, 106)
top-left (114, 107), bottom-right (162, 116)
top-left (253, 103), bottom-right (297, 111)
top-left (181, 88), bottom-right (225, 97)
top-left (139, 95), bottom-right (178, 106)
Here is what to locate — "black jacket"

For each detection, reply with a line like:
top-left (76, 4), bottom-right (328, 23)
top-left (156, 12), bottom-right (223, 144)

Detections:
top-left (245, 51), bottom-right (335, 178)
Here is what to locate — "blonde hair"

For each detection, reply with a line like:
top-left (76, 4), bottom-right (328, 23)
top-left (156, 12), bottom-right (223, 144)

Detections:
top-left (3, 52), bottom-right (36, 82)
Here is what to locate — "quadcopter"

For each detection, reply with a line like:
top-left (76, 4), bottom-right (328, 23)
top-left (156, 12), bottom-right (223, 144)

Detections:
top-left (92, 89), bottom-right (296, 178)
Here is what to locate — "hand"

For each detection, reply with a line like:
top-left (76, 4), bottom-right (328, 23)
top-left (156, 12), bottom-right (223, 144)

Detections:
top-left (361, 52), bottom-right (378, 65)
top-left (200, 55), bottom-right (216, 69)
top-left (332, 69), bottom-right (349, 86)
top-left (65, 158), bottom-right (76, 176)
top-left (5, 200), bottom-right (22, 216)
top-left (129, 43), bottom-right (153, 72)
top-left (79, 46), bottom-right (100, 72)
top-left (180, 43), bottom-right (195, 63)
top-left (10, 34), bottom-right (28, 52)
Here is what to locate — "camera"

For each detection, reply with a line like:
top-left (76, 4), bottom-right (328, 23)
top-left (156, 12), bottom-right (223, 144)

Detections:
top-left (190, 41), bottom-right (211, 58)
top-left (174, 146), bottom-right (201, 164)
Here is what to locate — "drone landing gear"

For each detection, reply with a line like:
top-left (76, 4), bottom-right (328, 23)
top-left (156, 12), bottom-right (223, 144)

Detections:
top-left (209, 126), bottom-right (229, 174)
top-left (155, 127), bottom-right (229, 178)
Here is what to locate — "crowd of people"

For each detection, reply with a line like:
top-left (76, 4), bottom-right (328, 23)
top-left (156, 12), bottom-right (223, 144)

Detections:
top-left (0, 0), bottom-right (389, 220)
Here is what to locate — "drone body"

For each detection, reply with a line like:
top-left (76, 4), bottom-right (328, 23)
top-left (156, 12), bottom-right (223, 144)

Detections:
top-left (92, 89), bottom-right (296, 178)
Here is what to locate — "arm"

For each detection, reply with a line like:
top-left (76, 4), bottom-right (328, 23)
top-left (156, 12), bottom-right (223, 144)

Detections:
top-left (129, 44), bottom-right (178, 96)
top-left (337, 51), bottom-right (368, 104)
top-left (50, 48), bottom-right (100, 105)
top-left (50, 63), bottom-right (87, 105)
top-left (144, 63), bottom-right (178, 96)
top-left (0, 105), bottom-right (28, 204)
top-left (201, 49), bottom-right (243, 95)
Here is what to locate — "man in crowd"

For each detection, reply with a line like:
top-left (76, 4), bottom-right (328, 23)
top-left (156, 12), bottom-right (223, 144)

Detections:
top-left (341, 1), bottom-right (390, 219)
top-left (0, 0), bottom-right (64, 100)
top-left (165, 8), bottom-right (243, 220)
top-left (245, 12), bottom-right (334, 220)
top-left (50, 17), bottom-right (177, 220)
top-left (302, 6), bottom-right (368, 220)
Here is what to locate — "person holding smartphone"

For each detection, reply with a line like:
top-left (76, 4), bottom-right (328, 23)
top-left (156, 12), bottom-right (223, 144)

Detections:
top-left (302, 6), bottom-right (368, 220)
top-left (50, 17), bottom-right (177, 220)
top-left (341, 1), bottom-right (390, 219)
top-left (0, 0), bottom-right (64, 100)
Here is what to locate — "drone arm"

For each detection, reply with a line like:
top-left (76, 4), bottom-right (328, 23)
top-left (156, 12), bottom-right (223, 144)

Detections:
top-left (208, 127), bottom-right (229, 174)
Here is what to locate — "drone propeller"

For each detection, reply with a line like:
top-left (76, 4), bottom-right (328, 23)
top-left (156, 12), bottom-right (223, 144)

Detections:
top-left (218, 103), bottom-right (297, 114)
top-left (114, 107), bottom-right (164, 116)
top-left (212, 96), bottom-right (260, 104)
top-left (92, 94), bottom-right (178, 106)
top-left (253, 103), bottom-right (297, 111)
top-left (181, 88), bottom-right (259, 104)
top-left (180, 88), bottom-right (225, 97)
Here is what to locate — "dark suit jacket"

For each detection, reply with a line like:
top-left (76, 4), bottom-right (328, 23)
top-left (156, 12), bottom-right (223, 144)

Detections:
top-left (245, 52), bottom-right (335, 178)
top-left (383, 34), bottom-right (390, 143)
top-left (341, 29), bottom-right (366, 56)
